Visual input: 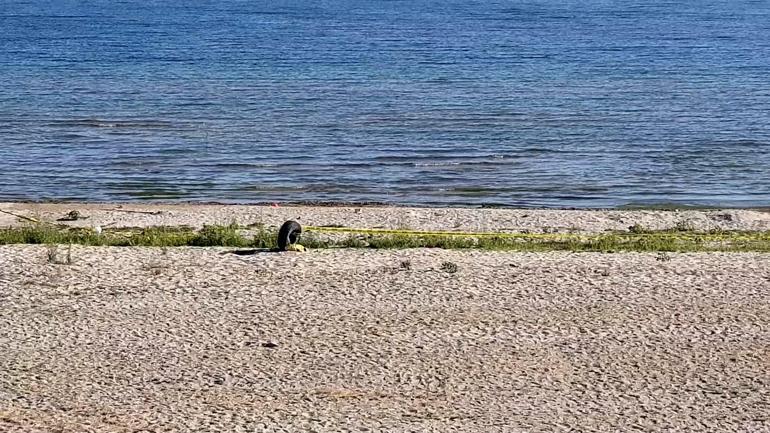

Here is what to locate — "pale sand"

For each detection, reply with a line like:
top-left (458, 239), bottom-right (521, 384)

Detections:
top-left (1, 204), bottom-right (770, 432)
top-left (2, 202), bottom-right (770, 233)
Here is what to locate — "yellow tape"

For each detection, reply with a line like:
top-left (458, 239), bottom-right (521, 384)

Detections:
top-left (304, 225), bottom-right (576, 238)
top-left (303, 225), bottom-right (770, 242)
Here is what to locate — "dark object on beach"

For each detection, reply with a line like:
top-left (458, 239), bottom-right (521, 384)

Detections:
top-left (57, 210), bottom-right (89, 221)
top-left (440, 261), bottom-right (458, 274)
top-left (277, 220), bottom-right (302, 251)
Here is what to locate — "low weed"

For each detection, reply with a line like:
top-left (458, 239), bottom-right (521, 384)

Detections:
top-left (2, 223), bottom-right (770, 253)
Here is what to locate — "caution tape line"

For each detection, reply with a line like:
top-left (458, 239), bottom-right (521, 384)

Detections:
top-left (305, 226), bottom-right (582, 238)
top-left (303, 226), bottom-right (770, 241)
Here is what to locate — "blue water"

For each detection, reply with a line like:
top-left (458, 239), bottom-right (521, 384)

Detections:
top-left (2, 0), bottom-right (770, 207)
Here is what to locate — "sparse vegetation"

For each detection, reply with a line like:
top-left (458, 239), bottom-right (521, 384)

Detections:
top-left (2, 223), bottom-right (770, 252)
top-left (674, 220), bottom-right (696, 232)
top-left (440, 261), bottom-right (459, 273)
top-left (628, 224), bottom-right (652, 234)
top-left (46, 244), bottom-right (72, 265)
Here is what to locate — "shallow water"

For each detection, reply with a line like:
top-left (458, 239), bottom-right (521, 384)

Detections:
top-left (1, 0), bottom-right (769, 207)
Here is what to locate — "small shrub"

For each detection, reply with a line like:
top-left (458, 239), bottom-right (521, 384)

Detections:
top-left (674, 220), bottom-right (696, 232)
top-left (250, 225), bottom-right (277, 249)
top-left (629, 224), bottom-right (651, 234)
top-left (191, 223), bottom-right (245, 247)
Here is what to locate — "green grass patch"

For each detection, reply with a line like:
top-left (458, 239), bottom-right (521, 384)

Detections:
top-left (0, 224), bottom-right (278, 249)
top-left (1, 224), bottom-right (770, 252)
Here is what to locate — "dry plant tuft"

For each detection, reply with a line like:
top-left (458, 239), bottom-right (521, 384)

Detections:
top-left (440, 261), bottom-right (458, 274)
top-left (47, 244), bottom-right (73, 265)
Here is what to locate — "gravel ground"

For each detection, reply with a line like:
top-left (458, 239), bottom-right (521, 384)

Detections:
top-left (1, 245), bottom-right (769, 432)
top-left (2, 202), bottom-right (770, 233)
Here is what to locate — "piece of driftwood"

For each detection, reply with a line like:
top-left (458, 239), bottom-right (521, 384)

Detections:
top-left (107, 208), bottom-right (163, 215)
top-left (0, 209), bottom-right (41, 223)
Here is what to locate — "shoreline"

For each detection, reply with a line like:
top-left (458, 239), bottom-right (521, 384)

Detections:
top-left (2, 203), bottom-right (769, 431)
top-left (5, 198), bottom-right (770, 211)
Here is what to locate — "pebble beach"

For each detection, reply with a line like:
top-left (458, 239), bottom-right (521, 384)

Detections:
top-left (1, 203), bottom-right (769, 432)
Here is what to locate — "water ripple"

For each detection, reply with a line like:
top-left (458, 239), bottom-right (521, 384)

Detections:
top-left (1, 0), bottom-right (769, 207)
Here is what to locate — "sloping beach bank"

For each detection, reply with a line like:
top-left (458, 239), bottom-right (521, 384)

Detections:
top-left (1, 203), bottom-right (769, 432)
top-left (2, 202), bottom-right (770, 233)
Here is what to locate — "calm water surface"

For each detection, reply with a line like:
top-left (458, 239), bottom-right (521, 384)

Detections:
top-left (1, 0), bottom-right (770, 207)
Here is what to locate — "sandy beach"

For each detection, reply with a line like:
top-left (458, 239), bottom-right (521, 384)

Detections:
top-left (2, 202), bottom-right (770, 233)
top-left (1, 203), bottom-right (770, 432)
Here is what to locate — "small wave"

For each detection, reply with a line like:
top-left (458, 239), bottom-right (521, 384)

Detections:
top-left (0, 14), bottom-right (100, 19)
top-left (414, 162), bottom-right (462, 167)
top-left (48, 119), bottom-right (179, 129)
top-left (236, 185), bottom-right (306, 193)
top-left (204, 162), bottom-right (280, 169)
top-left (413, 156), bottom-right (513, 168)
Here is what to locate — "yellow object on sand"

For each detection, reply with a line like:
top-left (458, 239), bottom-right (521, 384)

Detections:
top-left (285, 244), bottom-right (306, 252)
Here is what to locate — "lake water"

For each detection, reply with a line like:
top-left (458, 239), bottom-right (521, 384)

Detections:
top-left (1, 0), bottom-right (769, 208)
